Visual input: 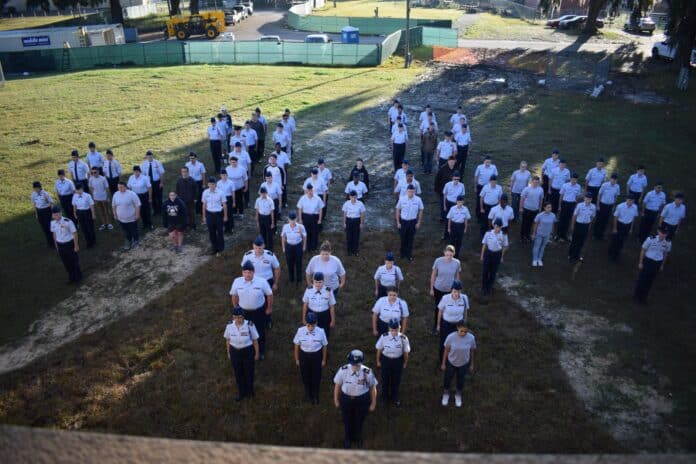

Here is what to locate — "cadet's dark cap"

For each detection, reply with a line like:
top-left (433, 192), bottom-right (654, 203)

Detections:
top-left (388, 318), bottom-right (400, 329)
top-left (253, 235), bottom-right (264, 246)
top-left (133, 166), bottom-right (141, 171)
top-left (220, 170), bottom-right (227, 175)
top-left (490, 175), bottom-right (497, 181)
top-left (58, 169), bottom-right (65, 175)
top-left (264, 171), bottom-right (272, 177)
top-left (305, 312), bottom-right (318, 324)
top-left (559, 159), bottom-right (566, 163)
top-left (352, 172), bottom-right (359, 178)
top-left (406, 184), bottom-right (415, 190)
top-left (32, 181), bottom-right (41, 188)
top-left (210, 117), bottom-right (216, 123)
top-left (259, 186), bottom-right (267, 193)
top-left (88, 141), bottom-right (95, 147)
top-left (571, 172), bottom-right (579, 179)
top-left (310, 167), bottom-right (319, 174)
top-left (456, 194), bottom-right (465, 201)
top-left (189, 152), bottom-right (197, 157)
top-left (406, 169), bottom-right (413, 175)
top-left (585, 191), bottom-right (593, 198)
top-left (501, 193), bottom-right (508, 201)
top-left (317, 158), bottom-right (325, 164)
top-left (597, 157), bottom-right (604, 162)
top-left (145, 150), bottom-right (153, 156)
top-left (71, 150), bottom-right (79, 157)
top-left (234, 125), bottom-right (242, 131)
top-left (444, 130), bottom-right (453, 136)
top-left (452, 170), bottom-right (461, 177)
top-left (484, 155), bottom-right (491, 160)
top-left (51, 205), bottom-right (62, 214)
top-left (255, 107), bottom-right (261, 112)
top-left (208, 176), bottom-right (216, 183)
top-left (451, 280), bottom-right (463, 290)
top-left (657, 226), bottom-right (668, 234)
top-left (242, 260), bottom-right (255, 271)
top-left (288, 210), bottom-right (297, 219)
top-left (313, 271), bottom-right (324, 281)
top-left (610, 173), bottom-right (618, 179)
top-left (349, 190), bottom-right (357, 197)
top-left (385, 251), bottom-right (395, 261)
top-left (234, 142), bottom-right (242, 147)
top-left (402, 159), bottom-right (409, 164)
top-left (675, 192), bottom-right (684, 198)
top-left (306, 183), bottom-right (313, 189)
top-left (231, 306), bottom-right (245, 316)
top-left (552, 148), bottom-right (559, 154)
top-left (75, 183), bottom-right (84, 189)
top-left (277, 123), bottom-right (284, 127)
top-left (493, 218), bottom-right (503, 226)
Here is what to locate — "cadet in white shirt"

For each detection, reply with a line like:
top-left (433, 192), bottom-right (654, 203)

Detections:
top-left (394, 171), bottom-right (421, 199)
top-left (478, 175), bottom-right (503, 238)
top-left (634, 226), bottom-right (671, 303)
top-left (68, 150), bottom-right (90, 190)
top-left (273, 123), bottom-right (290, 152)
top-left (104, 150), bottom-right (122, 195)
top-left (55, 169), bottom-right (77, 225)
top-left (473, 155), bottom-right (498, 199)
top-left (659, 193), bottom-right (686, 240)
top-left (127, 166), bottom-right (153, 230)
top-left (260, 171), bottom-right (282, 219)
top-left (185, 152), bottom-right (206, 213)
top-left (593, 173), bottom-right (620, 240)
top-left (488, 194), bottom-right (515, 235)
top-left (346, 173), bottom-right (368, 201)
top-left (391, 123), bottom-right (408, 171)
top-left (585, 158), bottom-right (606, 203)
top-left (375, 318), bottom-right (411, 407)
top-left (88, 168), bottom-right (112, 230)
top-left (142, 151), bottom-right (165, 217)
top-left (531, 202), bottom-right (556, 267)
top-left (556, 173), bottom-right (582, 241)
top-left (333, 350), bottom-right (378, 449)
top-left (638, 182), bottom-right (666, 242)
top-left (449, 106), bottom-right (467, 127)
top-left (208, 117), bottom-right (223, 174)
top-left (387, 99), bottom-right (400, 130)
top-left (442, 170), bottom-right (465, 239)
top-left (201, 176), bottom-right (227, 255)
top-left (608, 197), bottom-right (639, 261)
top-left (436, 280), bottom-right (468, 362)
top-left (519, 176), bottom-right (544, 242)
top-left (447, 195), bottom-right (471, 259)
top-left (548, 159), bottom-right (570, 214)
top-left (626, 165), bottom-right (648, 204)
top-left (480, 219), bottom-right (508, 295)
top-left (441, 321), bottom-right (476, 408)
top-left (294, 312), bottom-right (328, 404)
top-left (510, 161), bottom-right (531, 220)
top-left (305, 241), bottom-right (346, 296)
top-left (50, 205), bottom-right (82, 283)
top-left (217, 170), bottom-right (236, 233)
top-left (342, 191), bottom-right (366, 256)
top-left (85, 142), bottom-right (104, 175)
top-left (217, 114), bottom-right (231, 154)
top-left (436, 131), bottom-right (457, 169)
top-left (302, 272), bottom-right (336, 339)
top-left (568, 192), bottom-right (596, 262)
top-left (541, 149), bottom-right (560, 197)
top-left (31, 181), bottom-right (54, 247)
top-left (242, 236), bottom-right (281, 292)
top-left (317, 159), bottom-right (333, 224)
top-left (393, 160), bottom-right (411, 188)
top-left (454, 123), bottom-right (471, 173)
top-left (372, 287), bottom-right (409, 337)
top-left (226, 155), bottom-right (248, 216)
top-left (242, 121), bottom-right (258, 168)
top-left (224, 306), bottom-right (260, 401)
top-left (430, 245), bottom-right (462, 333)
top-left (395, 185), bottom-right (424, 261)
top-left (297, 185), bottom-right (324, 251)
top-left (281, 211), bottom-right (307, 285)
top-left (230, 261), bottom-right (273, 358)
top-left (72, 184), bottom-right (97, 248)
top-left (229, 143), bottom-right (252, 208)
top-left (374, 251), bottom-right (404, 297)
top-left (255, 187), bottom-right (276, 250)
top-left (112, 182), bottom-right (141, 250)
top-left (418, 104), bottom-right (436, 125)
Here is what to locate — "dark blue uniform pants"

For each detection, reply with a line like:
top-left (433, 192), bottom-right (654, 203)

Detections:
top-left (392, 143), bottom-right (406, 171)
top-left (481, 249), bottom-right (502, 295)
top-left (76, 209), bottom-right (96, 248)
top-left (299, 350), bottom-right (323, 401)
top-left (302, 213), bottom-right (320, 251)
top-left (638, 209), bottom-right (658, 242)
top-left (224, 196), bottom-right (235, 232)
top-left (340, 392), bottom-right (370, 444)
top-left (439, 320), bottom-right (457, 365)
top-left (59, 194), bottom-right (77, 225)
top-left (568, 222), bottom-right (590, 260)
top-left (309, 310), bottom-right (332, 340)
top-left (399, 218), bottom-right (416, 260)
top-left (593, 202), bottom-right (613, 240)
top-left (243, 307), bottom-right (266, 356)
top-left (36, 207), bottom-right (53, 247)
top-left (229, 345), bottom-right (255, 398)
top-left (206, 210), bottom-right (224, 252)
top-left (57, 240), bottom-right (82, 283)
top-left (345, 217), bottom-right (361, 254)
top-left (634, 257), bottom-right (662, 302)
top-left (520, 208), bottom-right (537, 241)
top-left (556, 200), bottom-right (576, 240)
top-left (380, 354), bottom-right (404, 402)
top-left (608, 221), bottom-right (631, 261)
top-left (258, 213), bottom-right (274, 250)
top-left (285, 242), bottom-right (303, 283)
top-left (443, 361), bottom-right (470, 392)
top-left (450, 221), bottom-right (465, 259)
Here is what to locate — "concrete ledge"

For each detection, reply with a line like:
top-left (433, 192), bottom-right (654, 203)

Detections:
top-left (1, 425), bottom-right (693, 464)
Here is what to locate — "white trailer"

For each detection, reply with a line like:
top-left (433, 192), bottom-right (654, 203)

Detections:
top-left (0, 24), bottom-right (125, 52)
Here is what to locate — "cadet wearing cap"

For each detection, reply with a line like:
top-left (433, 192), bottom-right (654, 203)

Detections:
top-left (436, 280), bottom-right (469, 364)
top-left (202, 176), bottom-right (227, 256)
top-left (72, 184), bottom-right (97, 248)
top-left (68, 150), bottom-right (90, 190)
top-left (548, 159), bottom-right (570, 214)
top-left (104, 150), bottom-right (123, 196)
top-left (442, 171), bottom-right (465, 239)
top-left (333, 350), bottom-right (378, 449)
top-left (141, 151), bottom-right (165, 216)
top-left (519, 176), bottom-right (544, 242)
top-left (593, 173), bottom-right (620, 240)
top-left (441, 321), bottom-right (476, 408)
top-left (302, 271), bottom-right (336, 339)
top-left (345, 173), bottom-right (369, 201)
top-left (585, 158), bottom-right (606, 203)
top-left (488, 193), bottom-right (514, 235)
top-left (281, 211), bottom-right (307, 285)
top-left (395, 184), bottom-right (424, 262)
top-left (127, 166), bottom-right (152, 230)
top-left (374, 252), bottom-right (404, 298)
top-left (556, 173), bottom-right (582, 241)
top-left (391, 123), bottom-right (408, 171)
top-left (243, 235), bottom-right (280, 330)
top-left (342, 191), bottom-right (366, 256)
top-left (568, 192), bottom-right (597, 262)
top-left (541, 149), bottom-right (560, 198)
top-left (627, 166), bottom-right (648, 204)
top-left (634, 226), bottom-right (671, 303)
top-left (659, 193), bottom-right (686, 240)
top-left (473, 156), bottom-right (498, 199)
top-left (638, 182), bottom-right (666, 242)
top-left (297, 184), bottom-right (324, 252)
top-left (375, 318), bottom-right (411, 407)
top-left (185, 152), bottom-right (206, 214)
top-left (480, 218), bottom-right (508, 296)
top-left (478, 175), bottom-right (503, 238)
top-left (608, 197), bottom-right (639, 261)
top-left (255, 186), bottom-right (276, 250)
top-left (447, 196), bottom-right (470, 260)
top-left (50, 205), bottom-right (83, 283)
top-left (294, 312), bottom-right (328, 404)
top-left (55, 170), bottom-right (77, 225)
top-left (224, 306), bottom-right (260, 401)
top-left (32, 181), bottom-right (55, 248)
top-left (230, 261), bottom-right (273, 358)
top-left (372, 287), bottom-right (409, 338)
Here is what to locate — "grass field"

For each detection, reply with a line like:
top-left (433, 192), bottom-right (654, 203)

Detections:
top-left (0, 12), bottom-right (170, 33)
top-left (312, 0), bottom-right (462, 20)
top-left (0, 14), bottom-right (83, 31)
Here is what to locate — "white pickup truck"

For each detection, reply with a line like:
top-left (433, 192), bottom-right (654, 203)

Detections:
top-left (652, 39), bottom-right (696, 65)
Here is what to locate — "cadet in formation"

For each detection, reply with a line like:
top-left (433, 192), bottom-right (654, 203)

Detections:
top-left (50, 205), bottom-right (83, 284)
top-left (224, 306), bottom-right (260, 401)
top-left (436, 280), bottom-right (469, 363)
top-left (293, 312), bottom-right (328, 404)
top-left (302, 272), bottom-right (336, 339)
top-left (333, 350), bottom-right (378, 449)
top-left (633, 226), bottom-right (671, 303)
top-left (230, 261), bottom-right (273, 359)
top-left (281, 211), bottom-right (307, 285)
top-left (375, 318), bottom-right (411, 407)
top-left (372, 286), bottom-right (410, 338)
top-left (441, 321), bottom-right (477, 408)
top-left (373, 251), bottom-right (404, 298)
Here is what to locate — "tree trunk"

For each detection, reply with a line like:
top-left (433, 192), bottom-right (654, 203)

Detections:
top-left (583, 0), bottom-right (608, 34)
top-left (674, 4), bottom-right (696, 90)
top-left (170, 0), bottom-right (181, 15)
top-left (190, 0), bottom-right (199, 14)
top-left (110, 0), bottom-right (124, 24)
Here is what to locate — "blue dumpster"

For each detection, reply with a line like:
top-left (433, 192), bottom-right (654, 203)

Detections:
top-left (341, 26), bottom-right (359, 44)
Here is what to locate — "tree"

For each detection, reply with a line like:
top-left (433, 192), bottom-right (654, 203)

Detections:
top-left (190, 0), bottom-right (199, 14)
top-left (170, 0), bottom-right (181, 15)
top-left (110, 0), bottom-right (124, 24)
top-left (538, 0), bottom-right (561, 16)
top-left (665, 0), bottom-right (696, 89)
top-left (583, 0), bottom-right (621, 34)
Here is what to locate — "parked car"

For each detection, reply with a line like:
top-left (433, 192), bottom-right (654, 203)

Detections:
top-left (304, 34), bottom-right (332, 43)
top-left (237, 1), bottom-right (253, 16)
top-left (558, 15), bottom-right (585, 29)
top-left (546, 15), bottom-right (578, 28)
top-left (224, 9), bottom-right (243, 25)
top-left (259, 35), bottom-right (282, 44)
top-left (231, 5), bottom-right (248, 20)
top-left (624, 16), bottom-right (656, 35)
top-left (651, 39), bottom-right (696, 64)
top-left (221, 31), bottom-right (236, 41)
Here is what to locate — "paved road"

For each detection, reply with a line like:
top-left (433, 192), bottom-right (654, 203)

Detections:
top-left (457, 37), bottom-right (652, 55)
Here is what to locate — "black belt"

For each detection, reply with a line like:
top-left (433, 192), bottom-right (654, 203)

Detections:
top-left (287, 241), bottom-right (302, 245)
top-left (342, 391), bottom-right (369, 400)
top-left (381, 353), bottom-right (403, 360)
top-left (230, 344), bottom-right (253, 350)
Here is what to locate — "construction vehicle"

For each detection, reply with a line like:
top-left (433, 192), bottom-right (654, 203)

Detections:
top-left (165, 11), bottom-right (226, 41)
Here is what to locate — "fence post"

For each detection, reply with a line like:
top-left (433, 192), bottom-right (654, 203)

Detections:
top-left (331, 42), bottom-right (334, 66)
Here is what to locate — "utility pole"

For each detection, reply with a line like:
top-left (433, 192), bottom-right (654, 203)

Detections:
top-left (404, 0), bottom-right (411, 68)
